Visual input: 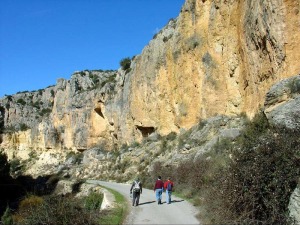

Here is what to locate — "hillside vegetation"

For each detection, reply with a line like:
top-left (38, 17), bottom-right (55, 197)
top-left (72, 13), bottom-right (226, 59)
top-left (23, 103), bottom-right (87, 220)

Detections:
top-left (1, 111), bottom-right (299, 224)
top-left (146, 112), bottom-right (300, 224)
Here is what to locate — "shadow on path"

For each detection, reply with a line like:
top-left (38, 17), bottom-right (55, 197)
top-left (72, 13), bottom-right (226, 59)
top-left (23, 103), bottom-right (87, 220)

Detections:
top-left (172, 199), bottom-right (184, 203)
top-left (161, 199), bottom-right (184, 204)
top-left (138, 200), bottom-right (156, 205)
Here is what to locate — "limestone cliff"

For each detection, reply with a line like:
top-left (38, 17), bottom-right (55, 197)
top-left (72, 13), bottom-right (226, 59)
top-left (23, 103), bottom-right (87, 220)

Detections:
top-left (103, 0), bottom-right (300, 144)
top-left (0, 70), bottom-right (117, 160)
top-left (0, 0), bottom-right (300, 156)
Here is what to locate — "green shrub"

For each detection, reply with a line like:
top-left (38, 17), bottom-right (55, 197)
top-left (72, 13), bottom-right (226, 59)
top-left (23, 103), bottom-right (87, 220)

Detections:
top-left (163, 34), bottom-right (173, 42)
top-left (1, 207), bottom-right (13, 225)
top-left (5, 95), bottom-right (13, 101)
top-left (130, 141), bottom-right (140, 148)
top-left (19, 195), bottom-right (44, 211)
top-left (20, 123), bottom-right (29, 131)
top-left (50, 89), bottom-right (55, 97)
top-left (222, 129), bottom-right (300, 224)
top-left (120, 57), bottom-right (131, 71)
top-left (165, 131), bottom-right (177, 141)
top-left (197, 113), bottom-right (300, 224)
top-left (287, 78), bottom-right (300, 94)
top-left (28, 151), bottom-right (38, 160)
top-left (32, 101), bottom-right (40, 109)
top-left (16, 99), bottom-right (26, 106)
top-left (89, 74), bottom-right (99, 85)
top-left (9, 158), bottom-right (22, 174)
top-left (14, 195), bottom-right (100, 225)
top-left (0, 151), bottom-right (10, 177)
top-left (84, 192), bottom-right (103, 210)
top-left (39, 108), bottom-right (52, 117)
top-left (185, 35), bottom-right (200, 51)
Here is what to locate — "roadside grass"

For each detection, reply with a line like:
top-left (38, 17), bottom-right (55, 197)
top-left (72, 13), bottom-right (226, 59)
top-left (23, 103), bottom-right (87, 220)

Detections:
top-left (98, 186), bottom-right (128, 225)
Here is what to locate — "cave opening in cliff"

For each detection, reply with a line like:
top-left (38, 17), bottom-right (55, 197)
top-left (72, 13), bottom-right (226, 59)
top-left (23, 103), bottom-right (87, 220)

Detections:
top-left (136, 126), bottom-right (155, 137)
top-left (77, 148), bottom-right (86, 152)
top-left (94, 107), bottom-right (104, 118)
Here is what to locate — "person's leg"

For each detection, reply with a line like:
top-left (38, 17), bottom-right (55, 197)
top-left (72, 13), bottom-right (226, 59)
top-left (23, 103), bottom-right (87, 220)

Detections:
top-left (155, 189), bottom-right (160, 204)
top-left (136, 192), bottom-right (140, 206)
top-left (132, 192), bottom-right (137, 206)
top-left (168, 191), bottom-right (172, 204)
top-left (166, 190), bottom-right (169, 204)
top-left (158, 189), bottom-right (162, 204)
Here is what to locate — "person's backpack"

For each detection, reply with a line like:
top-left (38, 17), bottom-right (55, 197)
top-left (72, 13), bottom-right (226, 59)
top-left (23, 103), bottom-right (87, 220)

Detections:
top-left (133, 181), bottom-right (140, 192)
top-left (167, 182), bottom-right (172, 191)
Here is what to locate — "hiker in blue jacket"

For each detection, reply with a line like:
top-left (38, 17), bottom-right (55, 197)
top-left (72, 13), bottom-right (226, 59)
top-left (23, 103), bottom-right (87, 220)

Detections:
top-left (164, 177), bottom-right (174, 204)
top-left (130, 177), bottom-right (142, 206)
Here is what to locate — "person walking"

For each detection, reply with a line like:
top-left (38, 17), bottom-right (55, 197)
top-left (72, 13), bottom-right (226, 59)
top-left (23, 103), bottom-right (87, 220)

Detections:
top-left (164, 177), bottom-right (174, 204)
top-left (154, 175), bottom-right (164, 205)
top-left (130, 177), bottom-right (142, 206)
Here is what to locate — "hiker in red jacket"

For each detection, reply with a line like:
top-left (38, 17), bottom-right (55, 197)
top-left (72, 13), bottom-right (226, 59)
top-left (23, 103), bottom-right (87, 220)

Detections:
top-left (164, 177), bottom-right (174, 204)
top-left (154, 175), bottom-right (164, 204)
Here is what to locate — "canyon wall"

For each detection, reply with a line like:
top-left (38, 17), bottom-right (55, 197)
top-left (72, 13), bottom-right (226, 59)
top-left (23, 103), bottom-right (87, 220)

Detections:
top-left (0, 0), bottom-right (299, 155)
top-left (104, 0), bottom-right (300, 143)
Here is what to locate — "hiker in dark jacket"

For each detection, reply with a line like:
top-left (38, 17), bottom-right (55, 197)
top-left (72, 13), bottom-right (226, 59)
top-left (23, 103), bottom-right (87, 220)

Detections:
top-left (130, 177), bottom-right (142, 206)
top-left (164, 177), bottom-right (174, 204)
top-left (154, 176), bottom-right (164, 204)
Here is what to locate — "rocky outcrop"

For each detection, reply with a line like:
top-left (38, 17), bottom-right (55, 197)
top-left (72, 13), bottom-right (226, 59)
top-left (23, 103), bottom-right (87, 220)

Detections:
top-left (264, 74), bottom-right (300, 130)
top-left (104, 0), bottom-right (300, 144)
top-left (289, 186), bottom-right (300, 224)
top-left (0, 70), bottom-right (117, 160)
top-left (263, 75), bottom-right (300, 223)
top-left (0, 0), bottom-right (299, 162)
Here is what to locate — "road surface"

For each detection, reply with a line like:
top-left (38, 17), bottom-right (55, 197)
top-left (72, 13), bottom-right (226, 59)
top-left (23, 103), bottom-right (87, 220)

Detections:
top-left (88, 180), bottom-right (201, 225)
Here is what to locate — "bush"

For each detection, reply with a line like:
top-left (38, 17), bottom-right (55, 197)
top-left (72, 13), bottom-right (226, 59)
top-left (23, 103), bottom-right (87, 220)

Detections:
top-left (0, 151), bottom-right (10, 178)
top-left (19, 195), bottom-right (44, 211)
top-left (222, 129), bottom-right (300, 224)
top-left (120, 57), bottom-right (131, 71)
top-left (198, 112), bottom-right (300, 224)
top-left (19, 123), bottom-right (29, 131)
top-left (16, 99), bottom-right (26, 106)
top-left (148, 112), bottom-right (300, 224)
top-left (39, 108), bottom-right (52, 117)
top-left (14, 195), bottom-right (100, 225)
top-left (9, 158), bottom-right (22, 174)
top-left (1, 207), bottom-right (13, 225)
top-left (165, 132), bottom-right (177, 141)
top-left (84, 192), bottom-right (103, 210)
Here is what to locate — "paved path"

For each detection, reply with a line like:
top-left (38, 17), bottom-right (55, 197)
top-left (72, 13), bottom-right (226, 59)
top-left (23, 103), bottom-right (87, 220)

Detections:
top-left (88, 180), bottom-right (201, 225)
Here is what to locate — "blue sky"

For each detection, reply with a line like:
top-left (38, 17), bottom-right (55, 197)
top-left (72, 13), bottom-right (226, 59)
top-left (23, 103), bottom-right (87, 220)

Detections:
top-left (0, 0), bottom-right (185, 97)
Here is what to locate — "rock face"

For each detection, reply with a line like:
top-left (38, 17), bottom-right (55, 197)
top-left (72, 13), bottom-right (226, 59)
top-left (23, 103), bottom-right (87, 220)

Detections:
top-left (289, 186), bottom-right (300, 224)
top-left (0, 70), bottom-right (117, 159)
top-left (0, 0), bottom-right (300, 156)
top-left (105, 0), bottom-right (300, 143)
top-left (264, 74), bottom-right (300, 130)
